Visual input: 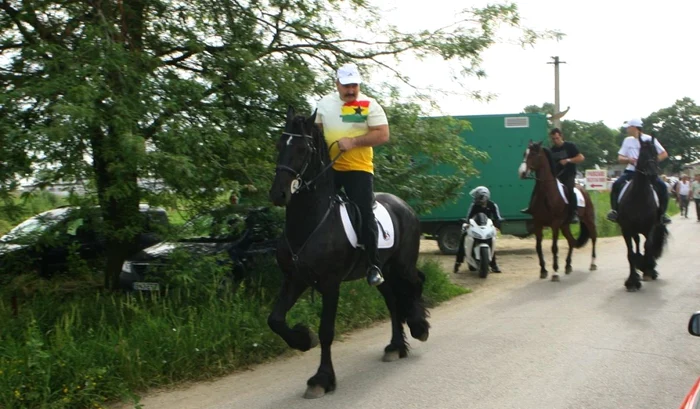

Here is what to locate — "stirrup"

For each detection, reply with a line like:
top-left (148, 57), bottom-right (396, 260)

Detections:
top-left (520, 207), bottom-right (531, 214)
top-left (606, 210), bottom-right (618, 222)
top-left (367, 265), bottom-right (384, 287)
top-left (661, 214), bottom-right (672, 225)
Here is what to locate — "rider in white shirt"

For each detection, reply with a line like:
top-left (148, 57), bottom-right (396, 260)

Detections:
top-left (606, 118), bottom-right (671, 224)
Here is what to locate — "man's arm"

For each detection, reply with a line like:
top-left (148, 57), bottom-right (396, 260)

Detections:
top-left (618, 154), bottom-right (635, 165)
top-left (338, 124), bottom-right (389, 151)
top-left (466, 203), bottom-right (476, 221)
top-left (490, 202), bottom-right (503, 229)
top-left (657, 150), bottom-right (668, 162)
top-left (567, 153), bottom-right (585, 165)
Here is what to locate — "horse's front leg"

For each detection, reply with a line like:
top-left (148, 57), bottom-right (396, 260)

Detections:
top-left (378, 280), bottom-right (408, 362)
top-left (535, 226), bottom-right (548, 279)
top-left (642, 233), bottom-right (659, 281)
top-left (550, 225), bottom-right (560, 282)
top-left (561, 224), bottom-right (576, 275)
top-left (633, 234), bottom-right (641, 258)
top-left (623, 234), bottom-right (642, 292)
top-left (267, 277), bottom-right (316, 352)
top-left (305, 286), bottom-right (340, 399)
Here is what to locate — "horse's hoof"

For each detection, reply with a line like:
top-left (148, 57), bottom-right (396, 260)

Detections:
top-left (625, 282), bottom-right (642, 292)
top-left (565, 266), bottom-right (573, 274)
top-left (551, 274), bottom-right (560, 282)
top-left (304, 385), bottom-right (326, 399)
top-left (382, 350), bottom-right (401, 362)
top-left (417, 330), bottom-right (429, 342)
top-left (540, 270), bottom-right (548, 279)
top-left (590, 264), bottom-right (597, 271)
top-left (642, 274), bottom-right (652, 282)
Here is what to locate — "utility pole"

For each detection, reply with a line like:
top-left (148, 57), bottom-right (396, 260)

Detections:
top-left (547, 56), bottom-right (567, 128)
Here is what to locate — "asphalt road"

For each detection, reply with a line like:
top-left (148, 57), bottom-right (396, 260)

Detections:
top-left (117, 213), bottom-right (700, 409)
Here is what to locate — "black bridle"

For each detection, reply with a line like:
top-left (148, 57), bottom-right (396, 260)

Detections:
top-left (275, 130), bottom-right (342, 194)
top-left (522, 144), bottom-right (563, 181)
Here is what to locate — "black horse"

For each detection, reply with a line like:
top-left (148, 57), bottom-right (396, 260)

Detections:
top-left (617, 136), bottom-right (669, 292)
top-left (267, 107), bottom-right (430, 399)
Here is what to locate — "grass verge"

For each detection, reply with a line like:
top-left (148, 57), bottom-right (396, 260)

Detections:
top-left (0, 257), bottom-right (467, 409)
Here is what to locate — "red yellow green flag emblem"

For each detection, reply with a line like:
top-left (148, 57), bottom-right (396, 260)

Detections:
top-left (340, 100), bottom-right (370, 123)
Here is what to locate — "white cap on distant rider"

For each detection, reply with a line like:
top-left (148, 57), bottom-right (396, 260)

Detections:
top-left (623, 118), bottom-right (643, 127)
top-left (336, 63), bottom-right (362, 85)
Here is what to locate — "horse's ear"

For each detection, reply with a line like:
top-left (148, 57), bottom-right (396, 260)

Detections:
top-left (286, 105), bottom-right (295, 123)
top-left (307, 109), bottom-right (317, 128)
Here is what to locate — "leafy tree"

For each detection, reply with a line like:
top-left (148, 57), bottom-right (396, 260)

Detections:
top-left (523, 102), bottom-right (555, 117)
top-left (643, 97), bottom-right (700, 173)
top-left (561, 120), bottom-right (618, 169)
top-left (0, 0), bottom-right (559, 288)
top-left (375, 102), bottom-right (487, 214)
top-left (522, 104), bottom-right (619, 169)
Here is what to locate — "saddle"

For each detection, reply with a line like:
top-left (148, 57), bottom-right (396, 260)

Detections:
top-left (556, 181), bottom-right (585, 207)
top-left (618, 180), bottom-right (659, 207)
top-left (336, 192), bottom-right (395, 249)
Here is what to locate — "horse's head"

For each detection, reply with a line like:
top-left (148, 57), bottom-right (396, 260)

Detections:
top-left (518, 141), bottom-right (547, 179)
top-left (269, 106), bottom-right (326, 206)
top-left (636, 137), bottom-right (660, 177)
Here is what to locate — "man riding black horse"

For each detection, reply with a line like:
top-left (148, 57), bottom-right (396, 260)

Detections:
top-left (606, 118), bottom-right (671, 225)
top-left (314, 63), bottom-right (389, 286)
top-left (522, 128), bottom-right (584, 223)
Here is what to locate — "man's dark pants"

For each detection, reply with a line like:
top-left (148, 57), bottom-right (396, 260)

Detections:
top-left (335, 170), bottom-right (380, 268)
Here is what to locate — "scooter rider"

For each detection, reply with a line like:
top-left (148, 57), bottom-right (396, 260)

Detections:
top-left (460, 186), bottom-right (503, 272)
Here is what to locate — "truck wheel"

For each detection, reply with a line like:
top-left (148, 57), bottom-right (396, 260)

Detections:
top-left (479, 247), bottom-right (490, 278)
top-left (437, 224), bottom-right (461, 255)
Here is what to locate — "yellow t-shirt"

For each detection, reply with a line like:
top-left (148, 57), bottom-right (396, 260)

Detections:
top-left (314, 93), bottom-right (388, 173)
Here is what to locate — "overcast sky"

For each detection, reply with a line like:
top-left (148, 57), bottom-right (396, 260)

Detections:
top-left (367, 0), bottom-right (700, 129)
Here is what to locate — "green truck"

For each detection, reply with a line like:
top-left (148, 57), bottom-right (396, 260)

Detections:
top-left (419, 113), bottom-right (549, 254)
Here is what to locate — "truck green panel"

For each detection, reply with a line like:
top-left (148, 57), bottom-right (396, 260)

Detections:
top-left (418, 113), bottom-right (549, 252)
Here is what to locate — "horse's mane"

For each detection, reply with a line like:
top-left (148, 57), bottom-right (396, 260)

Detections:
top-left (290, 114), bottom-right (334, 189)
top-left (541, 146), bottom-right (557, 177)
top-left (636, 137), bottom-right (659, 176)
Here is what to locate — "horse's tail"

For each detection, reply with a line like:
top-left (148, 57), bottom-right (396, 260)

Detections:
top-left (575, 220), bottom-right (590, 248)
top-left (574, 187), bottom-right (594, 248)
top-left (646, 223), bottom-right (669, 260)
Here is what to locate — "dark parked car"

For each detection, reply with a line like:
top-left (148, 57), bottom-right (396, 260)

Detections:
top-left (0, 204), bottom-right (169, 278)
top-left (119, 206), bottom-right (280, 292)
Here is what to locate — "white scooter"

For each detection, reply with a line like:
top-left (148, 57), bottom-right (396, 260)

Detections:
top-left (453, 212), bottom-right (497, 278)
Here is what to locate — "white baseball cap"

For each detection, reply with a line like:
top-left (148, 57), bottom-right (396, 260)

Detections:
top-left (336, 63), bottom-right (362, 85)
top-left (623, 118), bottom-right (643, 127)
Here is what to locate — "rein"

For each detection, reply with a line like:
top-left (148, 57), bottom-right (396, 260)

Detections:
top-left (275, 132), bottom-right (342, 194)
top-left (275, 129), bottom-right (359, 293)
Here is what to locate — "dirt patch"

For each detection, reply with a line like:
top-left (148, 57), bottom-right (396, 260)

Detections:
top-left (418, 234), bottom-right (607, 299)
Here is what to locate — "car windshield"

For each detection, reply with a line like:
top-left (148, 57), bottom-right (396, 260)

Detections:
top-left (177, 210), bottom-right (244, 241)
top-left (0, 208), bottom-right (73, 243)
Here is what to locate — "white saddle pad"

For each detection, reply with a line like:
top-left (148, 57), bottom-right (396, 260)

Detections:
top-left (556, 181), bottom-right (585, 207)
top-left (619, 181), bottom-right (659, 207)
top-left (340, 201), bottom-right (395, 249)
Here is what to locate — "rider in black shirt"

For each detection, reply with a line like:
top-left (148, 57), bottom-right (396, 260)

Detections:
top-left (522, 128), bottom-right (585, 223)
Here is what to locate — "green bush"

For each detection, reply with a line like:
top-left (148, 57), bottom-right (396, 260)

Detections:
top-left (0, 256), bottom-right (466, 409)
